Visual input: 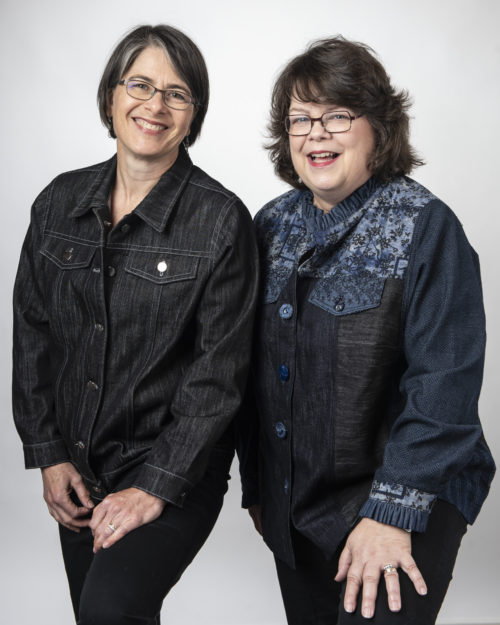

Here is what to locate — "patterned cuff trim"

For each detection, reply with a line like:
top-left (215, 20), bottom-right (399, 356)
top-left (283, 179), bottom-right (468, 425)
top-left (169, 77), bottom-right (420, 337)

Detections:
top-left (370, 480), bottom-right (436, 512)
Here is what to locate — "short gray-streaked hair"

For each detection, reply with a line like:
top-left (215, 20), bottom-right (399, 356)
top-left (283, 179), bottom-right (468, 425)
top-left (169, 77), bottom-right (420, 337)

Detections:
top-left (97, 24), bottom-right (209, 144)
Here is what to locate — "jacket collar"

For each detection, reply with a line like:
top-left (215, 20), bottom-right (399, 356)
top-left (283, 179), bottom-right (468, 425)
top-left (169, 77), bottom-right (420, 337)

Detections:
top-left (68, 146), bottom-right (193, 232)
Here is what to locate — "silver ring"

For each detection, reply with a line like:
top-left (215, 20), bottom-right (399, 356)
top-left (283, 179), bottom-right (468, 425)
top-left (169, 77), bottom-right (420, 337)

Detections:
top-left (383, 564), bottom-right (398, 575)
top-left (107, 523), bottom-right (117, 533)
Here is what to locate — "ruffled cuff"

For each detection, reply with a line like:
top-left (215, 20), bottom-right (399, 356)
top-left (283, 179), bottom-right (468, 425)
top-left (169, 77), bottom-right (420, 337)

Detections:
top-left (358, 480), bottom-right (437, 532)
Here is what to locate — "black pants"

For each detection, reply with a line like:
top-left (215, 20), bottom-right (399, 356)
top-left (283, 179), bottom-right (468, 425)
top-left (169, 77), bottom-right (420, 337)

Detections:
top-left (59, 454), bottom-right (232, 625)
top-left (275, 500), bottom-right (467, 625)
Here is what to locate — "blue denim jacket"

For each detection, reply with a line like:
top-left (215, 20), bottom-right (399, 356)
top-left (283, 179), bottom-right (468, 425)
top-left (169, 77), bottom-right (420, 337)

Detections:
top-left (13, 146), bottom-right (259, 504)
top-left (238, 176), bottom-right (495, 567)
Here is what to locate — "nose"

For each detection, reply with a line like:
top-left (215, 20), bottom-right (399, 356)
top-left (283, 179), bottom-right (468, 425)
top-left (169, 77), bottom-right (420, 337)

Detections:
top-left (146, 91), bottom-right (167, 113)
top-left (308, 118), bottom-right (330, 139)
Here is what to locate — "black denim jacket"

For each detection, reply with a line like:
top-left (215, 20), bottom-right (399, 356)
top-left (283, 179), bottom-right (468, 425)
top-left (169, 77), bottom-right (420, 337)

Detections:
top-left (13, 147), bottom-right (259, 504)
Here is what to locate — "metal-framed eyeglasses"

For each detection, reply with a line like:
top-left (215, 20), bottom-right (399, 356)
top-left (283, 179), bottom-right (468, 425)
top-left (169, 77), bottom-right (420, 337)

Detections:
top-left (285, 111), bottom-right (363, 136)
top-left (118, 78), bottom-right (196, 111)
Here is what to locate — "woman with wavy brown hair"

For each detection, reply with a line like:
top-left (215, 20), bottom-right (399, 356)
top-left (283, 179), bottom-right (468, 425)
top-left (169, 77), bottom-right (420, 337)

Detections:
top-left (238, 36), bottom-right (494, 624)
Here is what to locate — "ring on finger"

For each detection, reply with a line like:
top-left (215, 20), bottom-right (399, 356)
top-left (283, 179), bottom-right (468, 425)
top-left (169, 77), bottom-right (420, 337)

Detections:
top-left (107, 522), bottom-right (117, 533)
top-left (383, 564), bottom-right (398, 575)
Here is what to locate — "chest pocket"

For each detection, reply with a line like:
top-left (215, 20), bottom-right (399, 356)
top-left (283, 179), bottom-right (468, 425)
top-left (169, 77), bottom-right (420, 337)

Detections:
top-left (125, 252), bottom-right (200, 285)
top-left (309, 273), bottom-right (386, 316)
top-left (40, 237), bottom-right (97, 269)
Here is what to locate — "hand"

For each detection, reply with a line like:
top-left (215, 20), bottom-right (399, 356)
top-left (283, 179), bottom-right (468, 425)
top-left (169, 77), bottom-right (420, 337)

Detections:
top-left (89, 487), bottom-right (166, 553)
top-left (335, 518), bottom-right (427, 618)
top-left (41, 462), bottom-right (94, 532)
top-left (248, 504), bottom-right (263, 535)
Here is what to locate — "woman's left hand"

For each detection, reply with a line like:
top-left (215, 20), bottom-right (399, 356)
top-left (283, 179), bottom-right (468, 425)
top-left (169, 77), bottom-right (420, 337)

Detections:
top-left (335, 518), bottom-right (427, 618)
top-left (89, 487), bottom-right (166, 553)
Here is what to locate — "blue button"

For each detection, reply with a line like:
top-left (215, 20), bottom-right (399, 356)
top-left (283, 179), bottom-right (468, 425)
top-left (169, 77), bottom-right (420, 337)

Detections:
top-left (275, 421), bottom-right (287, 439)
top-left (279, 364), bottom-right (289, 381)
top-left (279, 304), bottom-right (293, 319)
top-left (284, 478), bottom-right (290, 494)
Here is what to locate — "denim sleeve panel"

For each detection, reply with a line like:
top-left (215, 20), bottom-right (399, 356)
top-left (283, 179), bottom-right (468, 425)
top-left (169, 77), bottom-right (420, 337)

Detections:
top-left (359, 199), bottom-right (495, 530)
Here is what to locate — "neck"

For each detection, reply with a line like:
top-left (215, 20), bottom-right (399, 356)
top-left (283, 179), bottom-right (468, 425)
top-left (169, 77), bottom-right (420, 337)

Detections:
top-left (111, 144), bottom-right (179, 224)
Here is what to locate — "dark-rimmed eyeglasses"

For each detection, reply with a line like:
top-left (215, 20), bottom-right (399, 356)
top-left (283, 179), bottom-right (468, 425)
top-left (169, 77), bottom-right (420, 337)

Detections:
top-left (118, 78), bottom-right (196, 110)
top-left (284, 111), bottom-right (363, 136)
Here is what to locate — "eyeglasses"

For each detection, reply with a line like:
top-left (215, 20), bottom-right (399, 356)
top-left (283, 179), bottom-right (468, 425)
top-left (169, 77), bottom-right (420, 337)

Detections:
top-left (118, 78), bottom-right (196, 110)
top-left (284, 111), bottom-right (362, 136)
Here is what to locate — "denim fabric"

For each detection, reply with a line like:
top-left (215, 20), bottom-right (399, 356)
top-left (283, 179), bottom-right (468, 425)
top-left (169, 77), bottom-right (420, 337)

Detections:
top-left (239, 176), bottom-right (495, 567)
top-left (13, 146), bottom-right (259, 504)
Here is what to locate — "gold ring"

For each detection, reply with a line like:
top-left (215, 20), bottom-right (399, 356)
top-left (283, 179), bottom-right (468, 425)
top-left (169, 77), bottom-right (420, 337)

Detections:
top-left (107, 523), bottom-right (117, 533)
top-left (383, 564), bottom-right (398, 575)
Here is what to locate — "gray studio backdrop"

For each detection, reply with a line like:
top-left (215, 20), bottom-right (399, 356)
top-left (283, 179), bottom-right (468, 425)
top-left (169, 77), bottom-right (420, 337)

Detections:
top-left (1, 1), bottom-right (499, 624)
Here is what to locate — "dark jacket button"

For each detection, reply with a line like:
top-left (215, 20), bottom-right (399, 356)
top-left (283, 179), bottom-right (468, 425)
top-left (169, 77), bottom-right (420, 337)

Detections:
top-left (279, 364), bottom-right (289, 381)
top-left (275, 421), bottom-right (287, 439)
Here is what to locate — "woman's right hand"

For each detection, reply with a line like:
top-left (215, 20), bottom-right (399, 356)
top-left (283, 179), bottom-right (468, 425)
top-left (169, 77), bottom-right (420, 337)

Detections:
top-left (248, 504), bottom-right (263, 535)
top-left (41, 462), bottom-right (94, 532)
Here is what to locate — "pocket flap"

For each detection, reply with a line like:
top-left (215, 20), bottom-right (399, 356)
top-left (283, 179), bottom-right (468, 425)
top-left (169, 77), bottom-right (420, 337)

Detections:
top-left (125, 253), bottom-right (200, 284)
top-left (309, 274), bottom-right (386, 316)
top-left (40, 237), bottom-right (96, 269)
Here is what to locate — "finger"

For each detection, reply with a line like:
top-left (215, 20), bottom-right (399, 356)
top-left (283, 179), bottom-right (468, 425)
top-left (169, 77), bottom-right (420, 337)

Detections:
top-left (46, 504), bottom-right (89, 532)
top-left (359, 566), bottom-right (381, 619)
top-left (383, 566), bottom-right (402, 612)
top-left (89, 502), bottom-right (107, 533)
top-left (343, 563), bottom-right (362, 614)
top-left (335, 545), bottom-right (352, 582)
top-left (72, 479), bottom-right (94, 510)
top-left (400, 556), bottom-right (427, 596)
top-left (102, 521), bottom-right (131, 549)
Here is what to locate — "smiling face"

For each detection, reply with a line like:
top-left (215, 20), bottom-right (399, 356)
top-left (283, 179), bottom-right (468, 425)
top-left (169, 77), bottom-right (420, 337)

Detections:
top-left (107, 46), bottom-right (196, 170)
top-left (288, 96), bottom-right (375, 211)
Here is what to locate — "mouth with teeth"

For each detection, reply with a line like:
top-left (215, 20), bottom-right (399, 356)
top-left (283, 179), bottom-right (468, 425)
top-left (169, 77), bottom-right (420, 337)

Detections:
top-left (307, 151), bottom-right (340, 167)
top-left (134, 117), bottom-right (168, 134)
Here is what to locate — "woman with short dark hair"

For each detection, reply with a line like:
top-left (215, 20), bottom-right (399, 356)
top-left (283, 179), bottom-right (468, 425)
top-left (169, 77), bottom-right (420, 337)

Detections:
top-left (239, 36), bottom-right (494, 625)
top-left (13, 24), bottom-right (258, 624)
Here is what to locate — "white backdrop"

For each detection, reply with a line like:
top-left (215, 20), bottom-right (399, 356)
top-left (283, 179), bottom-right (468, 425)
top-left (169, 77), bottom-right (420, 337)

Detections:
top-left (1, 1), bottom-right (499, 624)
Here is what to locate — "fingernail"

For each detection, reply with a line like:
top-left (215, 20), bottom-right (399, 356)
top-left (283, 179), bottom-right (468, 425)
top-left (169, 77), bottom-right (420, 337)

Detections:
top-left (419, 586), bottom-right (427, 595)
top-left (362, 608), bottom-right (372, 618)
top-left (344, 604), bottom-right (354, 613)
top-left (87, 499), bottom-right (94, 508)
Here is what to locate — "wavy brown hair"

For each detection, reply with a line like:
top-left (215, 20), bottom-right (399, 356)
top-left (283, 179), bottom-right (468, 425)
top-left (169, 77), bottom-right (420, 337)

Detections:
top-left (267, 36), bottom-right (423, 188)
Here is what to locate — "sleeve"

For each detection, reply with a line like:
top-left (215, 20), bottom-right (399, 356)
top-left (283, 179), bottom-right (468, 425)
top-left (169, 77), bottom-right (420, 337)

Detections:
top-left (132, 198), bottom-right (259, 504)
top-left (12, 187), bottom-right (71, 468)
top-left (359, 199), bottom-right (489, 531)
top-left (234, 376), bottom-right (261, 508)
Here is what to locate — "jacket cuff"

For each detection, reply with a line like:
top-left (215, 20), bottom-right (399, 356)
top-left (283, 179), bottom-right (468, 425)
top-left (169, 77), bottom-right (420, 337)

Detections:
top-left (241, 482), bottom-right (260, 509)
top-left (358, 480), bottom-right (437, 532)
top-left (132, 463), bottom-right (194, 506)
top-left (23, 439), bottom-right (70, 469)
